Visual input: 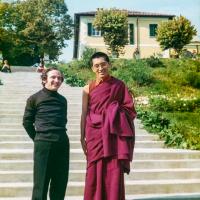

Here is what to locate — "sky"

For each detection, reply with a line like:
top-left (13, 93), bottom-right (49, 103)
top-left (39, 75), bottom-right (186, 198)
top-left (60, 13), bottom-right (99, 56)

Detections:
top-left (59, 0), bottom-right (200, 62)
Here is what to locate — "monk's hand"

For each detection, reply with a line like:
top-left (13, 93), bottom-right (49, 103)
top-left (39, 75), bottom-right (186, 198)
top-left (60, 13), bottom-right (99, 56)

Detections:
top-left (80, 137), bottom-right (87, 156)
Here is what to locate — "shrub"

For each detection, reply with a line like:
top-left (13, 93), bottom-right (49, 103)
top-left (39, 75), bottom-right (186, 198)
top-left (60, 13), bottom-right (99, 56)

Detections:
top-left (45, 63), bottom-right (58, 68)
top-left (149, 96), bottom-right (200, 112)
top-left (133, 60), bottom-right (154, 85)
top-left (162, 113), bottom-right (200, 149)
top-left (185, 71), bottom-right (200, 89)
top-left (137, 106), bottom-right (200, 150)
top-left (136, 106), bottom-right (170, 133)
top-left (160, 122), bottom-right (200, 150)
top-left (59, 60), bottom-right (94, 86)
top-left (145, 56), bottom-right (165, 68)
top-left (80, 47), bottom-right (96, 68)
top-left (112, 59), bottom-right (153, 86)
top-left (64, 73), bottom-right (85, 87)
top-left (149, 80), bottom-right (172, 94)
top-left (160, 124), bottom-right (184, 147)
top-left (180, 49), bottom-right (193, 59)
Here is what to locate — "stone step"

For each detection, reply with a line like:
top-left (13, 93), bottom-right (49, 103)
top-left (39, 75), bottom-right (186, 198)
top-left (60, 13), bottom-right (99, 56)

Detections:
top-left (0, 96), bottom-right (82, 101)
top-left (0, 149), bottom-right (200, 160)
top-left (0, 114), bottom-right (81, 117)
top-left (1, 168), bottom-right (200, 183)
top-left (0, 117), bottom-right (81, 123)
top-left (0, 90), bottom-right (81, 93)
top-left (0, 179), bottom-right (200, 197)
top-left (0, 129), bottom-right (82, 135)
top-left (0, 86), bottom-right (81, 90)
top-left (0, 89), bottom-right (80, 92)
top-left (0, 93), bottom-right (82, 96)
top-left (0, 102), bottom-right (82, 109)
top-left (0, 94), bottom-right (82, 97)
top-left (0, 135), bottom-right (80, 141)
top-left (0, 140), bottom-right (164, 149)
top-left (0, 109), bottom-right (82, 113)
top-left (0, 92), bottom-right (81, 96)
top-left (0, 82), bottom-right (81, 87)
top-left (0, 124), bottom-right (81, 129)
top-left (1, 193), bottom-right (200, 200)
top-left (0, 101), bottom-right (81, 104)
top-left (0, 117), bottom-right (143, 130)
top-left (0, 88), bottom-right (82, 92)
top-left (1, 159), bottom-right (200, 171)
top-left (0, 128), bottom-right (149, 137)
top-left (0, 110), bottom-right (82, 115)
top-left (0, 85), bottom-right (81, 88)
top-left (0, 197), bottom-right (84, 200)
top-left (0, 134), bottom-right (160, 142)
top-left (0, 110), bottom-right (24, 115)
top-left (0, 126), bottom-right (150, 135)
top-left (1, 81), bottom-right (78, 84)
top-left (0, 99), bottom-right (82, 104)
top-left (0, 112), bottom-right (141, 124)
top-left (0, 87), bottom-right (82, 91)
top-left (0, 123), bottom-right (80, 131)
top-left (126, 193), bottom-right (200, 200)
top-left (0, 160), bottom-right (86, 171)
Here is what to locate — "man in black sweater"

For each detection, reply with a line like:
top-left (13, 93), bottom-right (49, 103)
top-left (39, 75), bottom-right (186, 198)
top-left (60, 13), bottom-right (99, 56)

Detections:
top-left (23, 67), bottom-right (69, 200)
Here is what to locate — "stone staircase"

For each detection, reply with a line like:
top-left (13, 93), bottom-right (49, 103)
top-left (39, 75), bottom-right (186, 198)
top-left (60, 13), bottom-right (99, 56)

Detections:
top-left (0, 71), bottom-right (200, 200)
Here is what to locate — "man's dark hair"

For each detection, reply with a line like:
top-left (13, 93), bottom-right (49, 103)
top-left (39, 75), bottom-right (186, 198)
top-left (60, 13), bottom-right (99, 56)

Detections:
top-left (90, 52), bottom-right (110, 66)
top-left (41, 67), bottom-right (64, 86)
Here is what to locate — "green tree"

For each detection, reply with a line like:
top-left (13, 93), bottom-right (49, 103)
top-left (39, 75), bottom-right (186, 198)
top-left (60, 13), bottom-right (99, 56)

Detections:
top-left (0, 2), bottom-right (15, 61)
top-left (156, 15), bottom-right (197, 57)
top-left (93, 8), bottom-right (128, 57)
top-left (15, 0), bottom-right (73, 60)
top-left (81, 47), bottom-right (96, 68)
top-left (0, 0), bottom-right (73, 65)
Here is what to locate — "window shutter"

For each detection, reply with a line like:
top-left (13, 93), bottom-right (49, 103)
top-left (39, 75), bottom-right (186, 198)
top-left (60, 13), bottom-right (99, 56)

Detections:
top-left (149, 24), bottom-right (158, 37)
top-left (149, 24), bottom-right (153, 36)
top-left (87, 23), bottom-right (92, 36)
top-left (129, 24), bottom-right (134, 45)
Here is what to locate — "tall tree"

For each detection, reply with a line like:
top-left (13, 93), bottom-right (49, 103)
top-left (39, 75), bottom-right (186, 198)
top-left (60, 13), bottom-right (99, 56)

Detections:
top-left (0, 0), bottom-right (73, 64)
top-left (15, 0), bottom-right (73, 60)
top-left (0, 2), bottom-right (16, 61)
top-left (156, 15), bottom-right (197, 57)
top-left (93, 8), bottom-right (128, 57)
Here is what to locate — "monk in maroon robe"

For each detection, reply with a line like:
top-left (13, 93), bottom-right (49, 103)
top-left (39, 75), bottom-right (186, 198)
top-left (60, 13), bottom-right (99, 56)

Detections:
top-left (80, 52), bottom-right (136, 200)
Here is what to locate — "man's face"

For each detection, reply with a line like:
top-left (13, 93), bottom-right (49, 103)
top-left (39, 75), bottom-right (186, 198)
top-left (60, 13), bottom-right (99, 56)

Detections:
top-left (44, 70), bottom-right (63, 91)
top-left (92, 57), bottom-right (110, 79)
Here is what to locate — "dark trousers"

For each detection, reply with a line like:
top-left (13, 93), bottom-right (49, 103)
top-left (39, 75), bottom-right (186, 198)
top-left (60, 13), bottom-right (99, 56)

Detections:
top-left (32, 137), bottom-right (69, 200)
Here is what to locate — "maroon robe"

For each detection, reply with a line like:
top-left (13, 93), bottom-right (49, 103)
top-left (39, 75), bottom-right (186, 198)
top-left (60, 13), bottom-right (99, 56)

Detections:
top-left (84, 77), bottom-right (136, 200)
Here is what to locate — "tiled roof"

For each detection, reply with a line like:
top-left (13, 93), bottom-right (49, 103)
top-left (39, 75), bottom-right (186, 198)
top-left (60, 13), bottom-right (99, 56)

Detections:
top-left (75, 10), bottom-right (175, 18)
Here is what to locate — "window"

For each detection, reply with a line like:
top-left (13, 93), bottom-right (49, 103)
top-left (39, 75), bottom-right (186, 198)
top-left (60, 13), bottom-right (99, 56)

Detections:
top-left (149, 24), bottom-right (158, 37)
top-left (129, 24), bottom-right (134, 45)
top-left (87, 23), bottom-right (101, 37)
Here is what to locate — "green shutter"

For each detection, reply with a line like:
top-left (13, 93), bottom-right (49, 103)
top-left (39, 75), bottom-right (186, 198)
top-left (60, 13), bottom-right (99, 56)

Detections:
top-left (149, 24), bottom-right (158, 37)
top-left (149, 24), bottom-right (153, 36)
top-left (87, 23), bottom-right (92, 36)
top-left (129, 24), bottom-right (134, 45)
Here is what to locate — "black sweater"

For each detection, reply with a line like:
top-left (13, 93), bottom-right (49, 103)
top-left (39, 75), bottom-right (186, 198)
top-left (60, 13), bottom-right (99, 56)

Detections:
top-left (23, 87), bottom-right (67, 141)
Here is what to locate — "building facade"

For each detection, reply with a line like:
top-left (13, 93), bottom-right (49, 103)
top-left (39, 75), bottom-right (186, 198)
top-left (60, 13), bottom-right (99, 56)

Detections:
top-left (73, 11), bottom-right (175, 59)
top-left (184, 39), bottom-right (200, 55)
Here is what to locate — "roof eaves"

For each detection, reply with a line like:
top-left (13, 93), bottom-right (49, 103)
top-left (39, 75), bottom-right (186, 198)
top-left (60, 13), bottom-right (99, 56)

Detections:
top-left (74, 11), bottom-right (175, 18)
